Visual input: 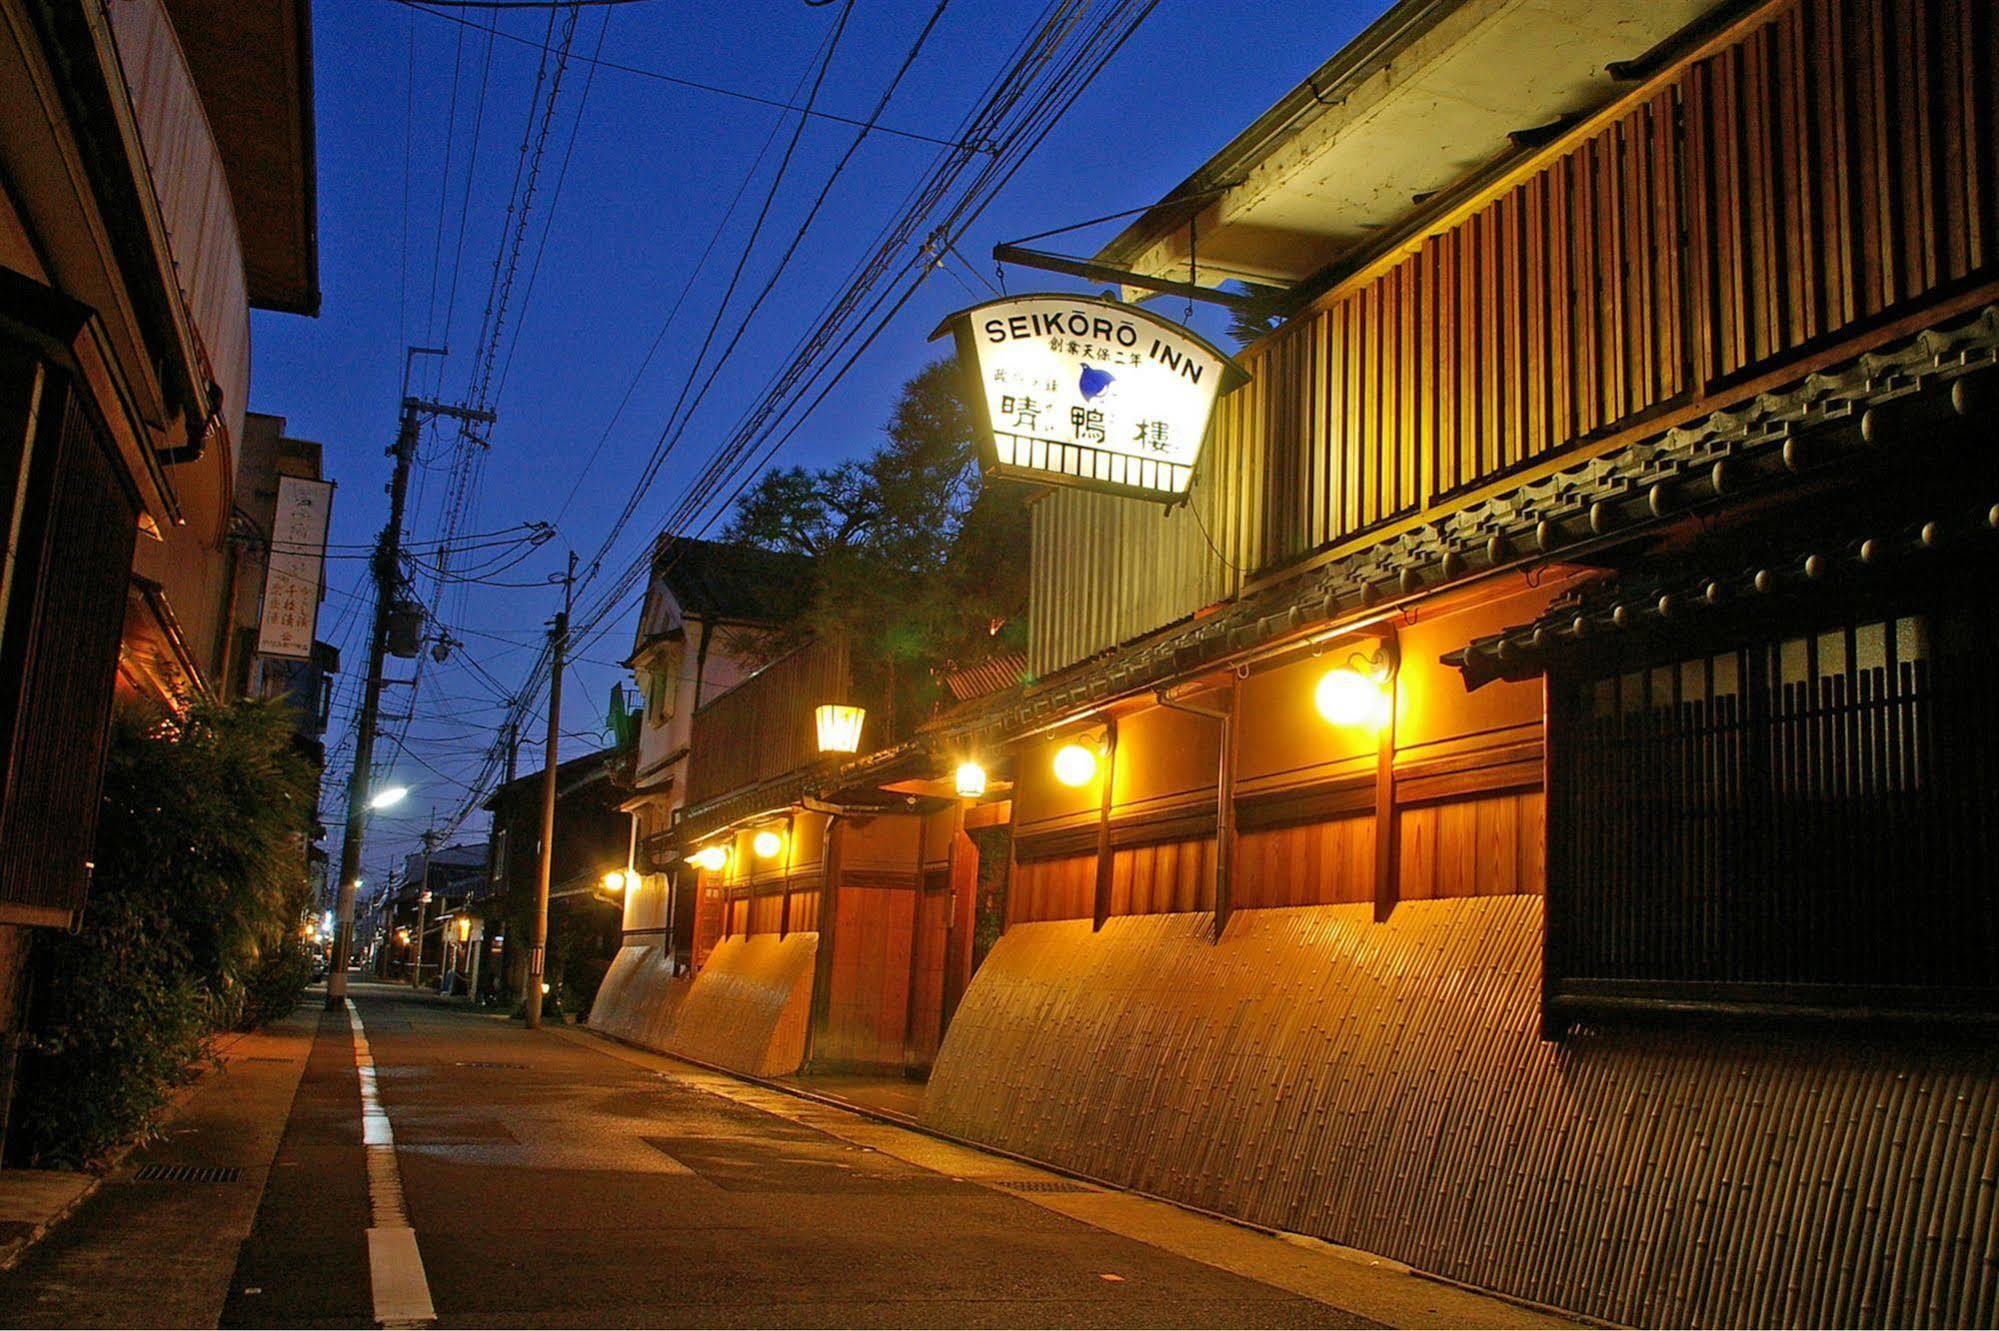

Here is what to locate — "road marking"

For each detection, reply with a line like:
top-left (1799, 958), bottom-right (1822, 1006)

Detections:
top-left (346, 1000), bottom-right (436, 1329)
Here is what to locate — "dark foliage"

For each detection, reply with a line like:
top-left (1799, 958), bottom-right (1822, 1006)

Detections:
top-left (11, 700), bottom-right (317, 1168)
top-left (722, 356), bottom-right (1031, 724)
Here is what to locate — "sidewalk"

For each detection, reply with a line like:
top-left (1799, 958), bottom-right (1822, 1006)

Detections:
top-left (0, 1001), bottom-right (320, 1328)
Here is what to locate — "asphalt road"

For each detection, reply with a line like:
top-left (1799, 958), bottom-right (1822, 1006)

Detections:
top-left (219, 983), bottom-right (1367, 1329)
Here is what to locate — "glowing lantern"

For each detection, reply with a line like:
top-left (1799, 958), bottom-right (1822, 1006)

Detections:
top-left (954, 761), bottom-right (988, 799)
top-left (455, 917), bottom-right (472, 942)
top-left (815, 704), bottom-right (865, 754)
top-left (600, 869), bottom-right (629, 893)
top-left (690, 845), bottom-right (729, 873)
top-left (1053, 743), bottom-right (1098, 788)
top-left (752, 829), bottom-right (786, 859)
top-left (1314, 666), bottom-right (1390, 728)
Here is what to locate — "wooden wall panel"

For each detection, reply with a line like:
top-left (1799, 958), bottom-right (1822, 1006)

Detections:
top-left (747, 892), bottom-right (783, 936)
top-left (1027, 0), bottom-right (1999, 680)
top-left (1396, 789), bottom-right (1545, 900)
top-left (1106, 838), bottom-right (1214, 918)
top-left (924, 900), bottom-right (1999, 1328)
top-left (817, 882), bottom-right (916, 1070)
top-left (1010, 854), bottom-right (1094, 924)
top-left (1234, 815), bottom-right (1373, 909)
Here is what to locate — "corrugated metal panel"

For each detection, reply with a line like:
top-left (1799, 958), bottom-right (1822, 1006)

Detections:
top-left (592, 933), bottom-right (815, 1078)
top-left (1028, 0), bottom-right (1999, 680)
top-left (107, 0), bottom-right (249, 451)
top-left (924, 898), bottom-right (1999, 1328)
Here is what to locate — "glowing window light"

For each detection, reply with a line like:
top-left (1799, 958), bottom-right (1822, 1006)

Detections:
top-left (689, 845), bottom-right (729, 873)
top-left (1314, 666), bottom-right (1390, 729)
top-left (815, 704), bottom-right (866, 754)
top-left (954, 761), bottom-right (988, 799)
top-left (752, 829), bottom-right (786, 859)
top-left (1052, 743), bottom-right (1098, 788)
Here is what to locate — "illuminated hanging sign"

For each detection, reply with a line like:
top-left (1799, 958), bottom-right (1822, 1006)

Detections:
top-left (256, 475), bottom-right (333, 660)
top-left (934, 295), bottom-right (1248, 501)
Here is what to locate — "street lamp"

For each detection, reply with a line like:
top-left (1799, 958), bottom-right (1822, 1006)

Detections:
top-left (368, 784), bottom-right (409, 811)
top-left (600, 869), bottom-right (630, 893)
top-left (955, 761), bottom-right (988, 799)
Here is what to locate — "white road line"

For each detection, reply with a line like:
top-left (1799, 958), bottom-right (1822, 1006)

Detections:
top-left (346, 999), bottom-right (436, 1329)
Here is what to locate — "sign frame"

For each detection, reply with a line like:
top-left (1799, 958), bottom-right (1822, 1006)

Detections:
top-left (932, 294), bottom-right (1250, 505)
top-left (255, 474), bottom-right (333, 661)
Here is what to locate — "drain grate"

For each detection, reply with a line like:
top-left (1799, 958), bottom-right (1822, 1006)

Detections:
top-left (133, 1164), bottom-right (240, 1183)
top-left (991, 1178), bottom-right (1097, 1194)
top-left (454, 1061), bottom-right (527, 1070)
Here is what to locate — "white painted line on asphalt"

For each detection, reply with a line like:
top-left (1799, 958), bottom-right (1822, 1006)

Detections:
top-left (346, 999), bottom-right (436, 1329)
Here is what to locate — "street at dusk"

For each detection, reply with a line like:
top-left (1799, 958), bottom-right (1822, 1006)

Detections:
top-left (3, 0), bottom-right (1998, 1326)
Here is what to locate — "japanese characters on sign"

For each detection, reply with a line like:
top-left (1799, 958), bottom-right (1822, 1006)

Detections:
top-left (256, 476), bottom-right (333, 660)
top-left (934, 295), bottom-right (1248, 501)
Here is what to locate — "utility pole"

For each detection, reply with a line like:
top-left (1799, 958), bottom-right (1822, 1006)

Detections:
top-left (326, 371), bottom-right (495, 1008)
top-left (525, 551), bottom-right (576, 1030)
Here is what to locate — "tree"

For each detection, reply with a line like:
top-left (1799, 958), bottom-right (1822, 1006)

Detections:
top-left (722, 357), bottom-right (1031, 720)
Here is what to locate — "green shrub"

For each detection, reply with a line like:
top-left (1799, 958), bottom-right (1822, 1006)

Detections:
top-left (10, 700), bottom-right (316, 1169)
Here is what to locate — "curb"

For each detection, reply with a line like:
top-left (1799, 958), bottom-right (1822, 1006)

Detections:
top-left (0, 1174), bottom-right (100, 1275)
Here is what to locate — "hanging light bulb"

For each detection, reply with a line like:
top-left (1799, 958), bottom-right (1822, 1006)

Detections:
top-left (1314, 665), bottom-right (1390, 728)
top-left (690, 845), bottom-right (729, 873)
top-left (1053, 743), bottom-right (1098, 788)
top-left (752, 829), bottom-right (786, 859)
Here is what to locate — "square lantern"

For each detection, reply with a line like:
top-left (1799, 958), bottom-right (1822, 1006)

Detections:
top-left (815, 704), bottom-right (865, 754)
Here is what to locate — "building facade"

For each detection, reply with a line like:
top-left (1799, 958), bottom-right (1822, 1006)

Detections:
top-left (0, 0), bottom-right (316, 1128)
top-left (604, 0), bottom-right (1999, 1324)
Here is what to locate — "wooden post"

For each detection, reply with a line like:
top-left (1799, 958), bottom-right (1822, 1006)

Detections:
top-left (1539, 671), bottom-right (1567, 1040)
top-left (779, 812), bottom-right (796, 938)
top-left (803, 815), bottom-right (842, 1069)
top-left (1093, 719), bottom-right (1118, 932)
top-left (1372, 632), bottom-right (1400, 924)
top-left (902, 808), bottom-right (930, 1070)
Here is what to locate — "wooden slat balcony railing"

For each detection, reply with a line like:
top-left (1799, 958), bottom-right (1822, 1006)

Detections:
top-left (685, 635), bottom-right (853, 809)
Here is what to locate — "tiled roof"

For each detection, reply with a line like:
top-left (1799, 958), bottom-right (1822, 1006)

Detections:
top-left (657, 537), bottom-right (814, 626)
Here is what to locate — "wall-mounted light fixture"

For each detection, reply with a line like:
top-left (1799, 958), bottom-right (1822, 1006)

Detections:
top-left (689, 845), bottom-right (730, 872)
top-left (752, 828), bottom-right (786, 859)
top-left (815, 704), bottom-right (865, 754)
top-left (455, 916), bottom-right (472, 942)
top-left (600, 869), bottom-right (630, 894)
top-left (1314, 647), bottom-right (1395, 729)
top-left (954, 761), bottom-right (988, 799)
top-left (1053, 742), bottom-right (1099, 788)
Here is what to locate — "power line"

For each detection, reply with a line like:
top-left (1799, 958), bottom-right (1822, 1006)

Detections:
top-left (393, 0), bottom-right (972, 149)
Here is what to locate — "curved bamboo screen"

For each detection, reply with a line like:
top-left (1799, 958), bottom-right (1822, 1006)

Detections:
top-left (589, 934), bottom-right (816, 1078)
top-left (924, 899), bottom-right (1999, 1328)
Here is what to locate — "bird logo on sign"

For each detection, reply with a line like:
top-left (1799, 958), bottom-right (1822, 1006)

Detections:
top-left (1078, 365), bottom-right (1116, 400)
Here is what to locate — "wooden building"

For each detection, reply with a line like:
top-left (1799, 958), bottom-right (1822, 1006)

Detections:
top-left (0, 0), bottom-right (317, 1138)
top-left (620, 0), bottom-right (1999, 1323)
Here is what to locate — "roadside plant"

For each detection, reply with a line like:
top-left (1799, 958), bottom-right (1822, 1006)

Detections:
top-left (10, 699), bottom-right (317, 1168)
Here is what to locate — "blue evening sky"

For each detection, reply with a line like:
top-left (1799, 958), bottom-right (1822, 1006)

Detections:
top-left (253, 0), bottom-right (1387, 888)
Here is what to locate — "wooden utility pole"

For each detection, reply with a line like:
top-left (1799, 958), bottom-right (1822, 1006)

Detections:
top-left (525, 551), bottom-right (576, 1029)
top-left (326, 374), bottom-right (493, 1008)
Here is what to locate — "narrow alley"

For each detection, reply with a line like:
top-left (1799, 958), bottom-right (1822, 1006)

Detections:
top-left (0, 983), bottom-right (1554, 1329)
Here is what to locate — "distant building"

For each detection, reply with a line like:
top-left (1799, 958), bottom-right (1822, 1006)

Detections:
top-left (0, 0), bottom-right (317, 1132)
top-left (618, 537), bottom-right (812, 974)
top-left (483, 746), bottom-right (629, 1014)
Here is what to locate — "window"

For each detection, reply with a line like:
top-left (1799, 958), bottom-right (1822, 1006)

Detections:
top-left (1548, 604), bottom-right (1996, 1024)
